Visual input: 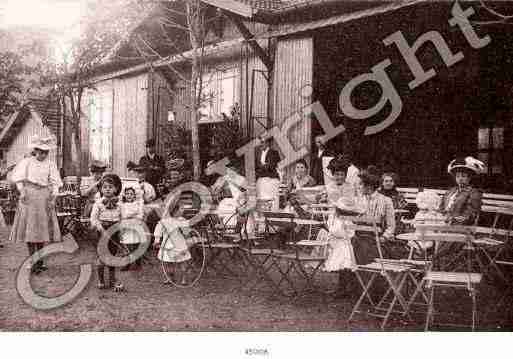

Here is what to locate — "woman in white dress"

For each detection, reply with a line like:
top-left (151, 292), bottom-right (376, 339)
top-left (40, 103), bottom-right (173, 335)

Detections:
top-left (9, 136), bottom-right (63, 274)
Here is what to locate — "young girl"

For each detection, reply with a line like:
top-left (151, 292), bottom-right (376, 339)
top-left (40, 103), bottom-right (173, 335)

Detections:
top-left (120, 187), bottom-right (145, 271)
top-left (153, 196), bottom-right (191, 285)
top-left (90, 173), bottom-right (124, 291)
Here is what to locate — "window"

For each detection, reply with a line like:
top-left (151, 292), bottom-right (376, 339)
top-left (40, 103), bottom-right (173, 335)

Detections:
top-left (478, 126), bottom-right (504, 175)
top-left (88, 91), bottom-right (112, 167)
top-left (199, 68), bottom-right (238, 121)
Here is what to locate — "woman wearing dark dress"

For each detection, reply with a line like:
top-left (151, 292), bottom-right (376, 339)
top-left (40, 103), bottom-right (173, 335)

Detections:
top-left (440, 157), bottom-right (484, 225)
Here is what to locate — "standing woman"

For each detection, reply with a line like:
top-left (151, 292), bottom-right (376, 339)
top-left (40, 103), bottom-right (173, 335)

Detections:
top-left (9, 136), bottom-right (63, 274)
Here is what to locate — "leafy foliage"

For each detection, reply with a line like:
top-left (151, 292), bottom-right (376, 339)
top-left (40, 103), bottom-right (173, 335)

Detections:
top-left (0, 51), bottom-right (32, 118)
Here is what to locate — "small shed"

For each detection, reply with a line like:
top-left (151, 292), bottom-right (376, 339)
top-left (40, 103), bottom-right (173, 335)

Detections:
top-left (0, 98), bottom-right (63, 170)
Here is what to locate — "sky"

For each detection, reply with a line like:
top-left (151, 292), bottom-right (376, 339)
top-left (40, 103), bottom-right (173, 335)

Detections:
top-left (0, 0), bottom-right (86, 62)
top-left (0, 0), bottom-right (85, 30)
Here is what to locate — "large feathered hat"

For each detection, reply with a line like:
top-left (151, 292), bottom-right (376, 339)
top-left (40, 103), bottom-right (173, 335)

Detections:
top-left (447, 156), bottom-right (485, 176)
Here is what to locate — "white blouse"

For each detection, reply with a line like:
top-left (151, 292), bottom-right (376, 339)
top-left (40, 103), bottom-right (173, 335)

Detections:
top-left (121, 201), bottom-right (144, 220)
top-left (90, 197), bottom-right (122, 229)
top-left (9, 157), bottom-right (63, 195)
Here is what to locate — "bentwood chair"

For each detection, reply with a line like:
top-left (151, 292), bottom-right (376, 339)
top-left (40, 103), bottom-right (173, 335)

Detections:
top-left (348, 215), bottom-right (414, 330)
top-left (404, 224), bottom-right (482, 331)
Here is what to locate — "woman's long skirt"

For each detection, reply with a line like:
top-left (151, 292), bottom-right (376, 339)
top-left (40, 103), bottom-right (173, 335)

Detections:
top-left (9, 183), bottom-right (61, 243)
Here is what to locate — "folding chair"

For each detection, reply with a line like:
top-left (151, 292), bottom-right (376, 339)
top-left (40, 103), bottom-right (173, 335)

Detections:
top-left (475, 207), bottom-right (513, 285)
top-left (237, 211), bottom-right (291, 297)
top-left (271, 218), bottom-right (329, 297)
top-left (348, 215), bottom-right (414, 330)
top-left (404, 224), bottom-right (482, 331)
top-left (201, 212), bottom-right (245, 280)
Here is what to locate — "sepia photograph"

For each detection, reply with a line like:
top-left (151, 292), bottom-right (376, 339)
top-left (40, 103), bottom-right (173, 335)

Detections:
top-left (1, 0), bottom-right (513, 355)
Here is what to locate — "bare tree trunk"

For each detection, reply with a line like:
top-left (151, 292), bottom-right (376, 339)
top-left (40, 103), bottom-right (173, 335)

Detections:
top-left (187, 0), bottom-right (203, 181)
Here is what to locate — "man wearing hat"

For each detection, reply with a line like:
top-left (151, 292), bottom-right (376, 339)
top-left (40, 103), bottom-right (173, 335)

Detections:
top-left (82, 160), bottom-right (108, 217)
top-left (255, 133), bottom-right (281, 210)
top-left (138, 139), bottom-right (165, 192)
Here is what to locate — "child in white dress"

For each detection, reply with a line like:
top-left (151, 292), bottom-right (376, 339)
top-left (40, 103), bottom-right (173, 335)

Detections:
top-left (153, 198), bottom-right (191, 285)
top-left (120, 187), bottom-right (145, 270)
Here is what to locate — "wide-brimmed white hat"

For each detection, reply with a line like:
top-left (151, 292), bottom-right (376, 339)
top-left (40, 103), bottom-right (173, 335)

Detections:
top-left (447, 156), bottom-right (485, 175)
top-left (28, 135), bottom-right (56, 151)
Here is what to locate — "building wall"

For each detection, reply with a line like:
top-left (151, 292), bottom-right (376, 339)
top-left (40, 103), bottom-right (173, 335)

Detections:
top-left (273, 36), bottom-right (314, 179)
top-left (4, 112), bottom-right (57, 167)
top-left (80, 72), bottom-right (149, 177)
top-left (312, 1), bottom-right (510, 191)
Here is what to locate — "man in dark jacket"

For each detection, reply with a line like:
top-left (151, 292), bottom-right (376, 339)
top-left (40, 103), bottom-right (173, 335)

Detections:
top-left (311, 135), bottom-right (332, 185)
top-left (139, 139), bottom-right (166, 191)
top-left (255, 133), bottom-right (281, 210)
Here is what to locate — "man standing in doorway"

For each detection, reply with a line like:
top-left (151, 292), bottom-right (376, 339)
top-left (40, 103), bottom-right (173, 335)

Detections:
top-left (139, 139), bottom-right (165, 193)
top-left (311, 135), bottom-right (332, 185)
top-left (255, 133), bottom-right (281, 211)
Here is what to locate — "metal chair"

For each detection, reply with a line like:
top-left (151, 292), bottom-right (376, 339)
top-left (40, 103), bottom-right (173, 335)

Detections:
top-left (348, 215), bottom-right (414, 330)
top-left (404, 224), bottom-right (482, 331)
top-left (238, 210), bottom-right (290, 297)
top-left (201, 212), bottom-right (245, 280)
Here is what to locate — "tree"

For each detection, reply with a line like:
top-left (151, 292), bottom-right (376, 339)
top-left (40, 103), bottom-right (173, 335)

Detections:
top-left (126, 0), bottom-right (222, 181)
top-left (38, 0), bottom-right (153, 178)
top-left (0, 50), bottom-right (30, 120)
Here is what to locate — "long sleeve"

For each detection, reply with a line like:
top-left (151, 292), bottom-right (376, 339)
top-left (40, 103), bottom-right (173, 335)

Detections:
top-left (383, 197), bottom-right (396, 238)
top-left (154, 221), bottom-right (163, 244)
top-left (9, 158), bottom-right (29, 184)
top-left (463, 189), bottom-right (482, 224)
top-left (90, 201), bottom-right (101, 229)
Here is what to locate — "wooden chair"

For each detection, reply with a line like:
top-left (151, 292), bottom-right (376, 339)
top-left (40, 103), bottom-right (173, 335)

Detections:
top-left (404, 224), bottom-right (482, 331)
top-left (347, 215), bottom-right (414, 330)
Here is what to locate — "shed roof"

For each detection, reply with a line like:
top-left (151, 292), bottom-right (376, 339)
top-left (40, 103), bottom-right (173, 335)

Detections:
top-left (0, 98), bottom-right (61, 149)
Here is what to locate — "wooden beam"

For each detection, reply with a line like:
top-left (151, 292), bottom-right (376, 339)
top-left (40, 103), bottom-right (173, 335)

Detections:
top-left (224, 11), bottom-right (273, 71)
top-left (202, 0), bottom-right (255, 18)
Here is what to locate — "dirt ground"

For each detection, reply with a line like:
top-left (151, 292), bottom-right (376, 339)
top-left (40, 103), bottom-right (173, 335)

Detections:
top-left (1, 229), bottom-right (512, 332)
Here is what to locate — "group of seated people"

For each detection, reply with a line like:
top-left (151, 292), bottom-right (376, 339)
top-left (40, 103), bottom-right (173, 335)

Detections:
top-left (207, 150), bottom-right (484, 295)
top-left (77, 134), bottom-right (484, 293)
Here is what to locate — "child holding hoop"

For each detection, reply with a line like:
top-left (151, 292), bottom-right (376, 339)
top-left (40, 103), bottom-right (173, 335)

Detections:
top-left (153, 196), bottom-right (191, 285)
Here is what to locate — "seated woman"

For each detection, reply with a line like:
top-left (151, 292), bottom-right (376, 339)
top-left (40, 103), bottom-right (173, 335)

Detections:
top-left (324, 166), bottom-right (403, 296)
top-left (378, 172), bottom-right (408, 210)
top-left (287, 159), bottom-right (316, 192)
top-left (209, 158), bottom-right (247, 228)
top-left (440, 156), bottom-right (483, 225)
top-left (317, 155), bottom-right (358, 204)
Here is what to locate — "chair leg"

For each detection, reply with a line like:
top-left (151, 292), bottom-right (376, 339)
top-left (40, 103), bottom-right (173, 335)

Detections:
top-left (471, 288), bottom-right (477, 331)
top-left (425, 285), bottom-right (435, 331)
top-left (349, 272), bottom-right (377, 322)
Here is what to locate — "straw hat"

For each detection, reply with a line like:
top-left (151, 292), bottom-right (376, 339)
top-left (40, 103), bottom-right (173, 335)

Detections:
top-left (28, 135), bottom-right (56, 151)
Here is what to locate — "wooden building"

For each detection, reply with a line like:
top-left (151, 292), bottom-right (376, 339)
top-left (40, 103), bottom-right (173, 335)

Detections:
top-left (78, 0), bottom-right (513, 192)
top-left (0, 98), bottom-right (62, 170)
